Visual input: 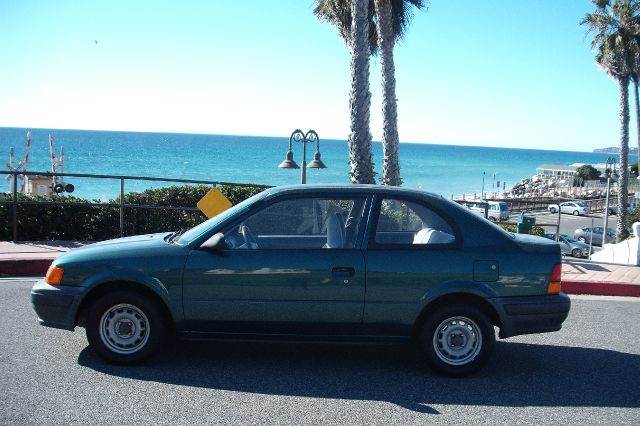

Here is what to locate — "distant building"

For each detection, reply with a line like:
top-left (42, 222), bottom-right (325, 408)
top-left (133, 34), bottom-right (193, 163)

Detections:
top-left (536, 163), bottom-right (609, 179)
top-left (24, 175), bottom-right (53, 196)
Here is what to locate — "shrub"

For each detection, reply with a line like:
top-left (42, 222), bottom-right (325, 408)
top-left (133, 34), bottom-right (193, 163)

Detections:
top-left (496, 222), bottom-right (544, 236)
top-left (1, 183), bottom-right (267, 241)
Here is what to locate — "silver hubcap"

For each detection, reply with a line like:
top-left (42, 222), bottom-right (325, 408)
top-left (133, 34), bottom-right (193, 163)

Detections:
top-left (99, 303), bottom-right (150, 354)
top-left (432, 316), bottom-right (482, 366)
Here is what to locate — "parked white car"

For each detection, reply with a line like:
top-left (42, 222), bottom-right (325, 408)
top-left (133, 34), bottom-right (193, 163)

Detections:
top-left (463, 200), bottom-right (510, 222)
top-left (547, 201), bottom-right (590, 216)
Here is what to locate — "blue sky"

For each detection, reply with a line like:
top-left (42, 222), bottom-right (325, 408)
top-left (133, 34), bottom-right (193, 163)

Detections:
top-left (0, 0), bottom-right (630, 151)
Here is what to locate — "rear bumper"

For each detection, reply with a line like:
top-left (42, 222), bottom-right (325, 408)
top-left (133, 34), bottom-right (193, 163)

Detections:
top-left (492, 293), bottom-right (571, 338)
top-left (31, 279), bottom-right (86, 331)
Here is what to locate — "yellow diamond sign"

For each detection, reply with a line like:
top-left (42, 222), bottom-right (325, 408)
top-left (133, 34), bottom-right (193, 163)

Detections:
top-left (197, 188), bottom-right (233, 218)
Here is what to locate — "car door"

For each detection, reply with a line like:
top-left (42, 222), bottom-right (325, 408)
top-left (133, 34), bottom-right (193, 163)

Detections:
top-left (561, 203), bottom-right (572, 214)
top-left (592, 227), bottom-right (604, 245)
top-left (558, 237), bottom-right (571, 254)
top-left (362, 196), bottom-right (468, 336)
top-left (182, 194), bottom-right (370, 335)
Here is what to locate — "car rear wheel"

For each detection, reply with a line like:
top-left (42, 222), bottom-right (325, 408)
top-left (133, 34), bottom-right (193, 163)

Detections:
top-left (549, 208), bottom-right (557, 214)
top-left (86, 290), bottom-right (166, 364)
top-left (573, 210), bottom-right (580, 216)
top-left (571, 248), bottom-right (583, 258)
top-left (578, 237), bottom-right (586, 243)
top-left (418, 304), bottom-right (495, 376)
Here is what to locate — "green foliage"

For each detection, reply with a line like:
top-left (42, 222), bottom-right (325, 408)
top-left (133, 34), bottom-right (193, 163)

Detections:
top-left (625, 206), bottom-right (640, 232)
top-left (1, 184), bottom-right (267, 241)
top-left (496, 222), bottom-right (545, 237)
top-left (574, 165), bottom-right (602, 186)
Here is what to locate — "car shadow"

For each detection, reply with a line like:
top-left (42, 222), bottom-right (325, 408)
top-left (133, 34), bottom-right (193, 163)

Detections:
top-left (78, 340), bottom-right (640, 413)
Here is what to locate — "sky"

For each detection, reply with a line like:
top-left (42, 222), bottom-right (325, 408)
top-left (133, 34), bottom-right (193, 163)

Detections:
top-left (0, 0), bottom-right (633, 151)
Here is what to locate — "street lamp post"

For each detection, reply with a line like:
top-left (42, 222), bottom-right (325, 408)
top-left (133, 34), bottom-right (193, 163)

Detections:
top-left (481, 171), bottom-right (486, 200)
top-left (603, 157), bottom-right (616, 245)
top-left (278, 129), bottom-right (326, 184)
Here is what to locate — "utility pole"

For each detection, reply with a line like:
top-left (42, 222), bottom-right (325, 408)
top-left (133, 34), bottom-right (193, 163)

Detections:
top-left (603, 157), bottom-right (615, 245)
top-left (481, 172), bottom-right (486, 200)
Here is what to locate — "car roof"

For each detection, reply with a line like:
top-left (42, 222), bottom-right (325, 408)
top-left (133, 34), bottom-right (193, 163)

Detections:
top-left (262, 184), bottom-right (445, 200)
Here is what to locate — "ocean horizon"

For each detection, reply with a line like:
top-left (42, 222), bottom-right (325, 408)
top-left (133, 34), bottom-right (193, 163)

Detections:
top-left (1, 126), bottom-right (635, 201)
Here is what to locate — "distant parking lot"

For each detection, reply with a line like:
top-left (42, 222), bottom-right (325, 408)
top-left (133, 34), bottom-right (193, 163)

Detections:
top-left (509, 210), bottom-right (617, 241)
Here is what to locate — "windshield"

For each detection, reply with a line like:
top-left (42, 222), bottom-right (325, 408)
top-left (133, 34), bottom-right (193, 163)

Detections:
top-left (561, 234), bottom-right (577, 243)
top-left (499, 203), bottom-right (508, 211)
top-left (176, 191), bottom-right (266, 245)
top-left (575, 201), bottom-right (587, 207)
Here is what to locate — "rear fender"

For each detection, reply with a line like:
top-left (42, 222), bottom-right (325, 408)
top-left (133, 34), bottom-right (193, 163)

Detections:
top-left (420, 280), bottom-right (499, 307)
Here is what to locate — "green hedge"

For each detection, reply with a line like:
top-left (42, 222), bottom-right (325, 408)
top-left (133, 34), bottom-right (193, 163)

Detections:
top-left (2, 184), bottom-right (548, 241)
top-left (0, 184), bottom-right (266, 241)
top-left (497, 222), bottom-right (545, 237)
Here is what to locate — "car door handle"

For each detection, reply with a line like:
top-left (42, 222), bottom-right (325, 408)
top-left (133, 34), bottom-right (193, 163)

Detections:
top-left (331, 267), bottom-right (355, 279)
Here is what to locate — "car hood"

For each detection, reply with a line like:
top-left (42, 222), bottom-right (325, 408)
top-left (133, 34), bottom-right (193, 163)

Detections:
top-left (512, 233), bottom-right (561, 254)
top-left (88, 232), bottom-right (172, 247)
top-left (54, 232), bottom-right (174, 264)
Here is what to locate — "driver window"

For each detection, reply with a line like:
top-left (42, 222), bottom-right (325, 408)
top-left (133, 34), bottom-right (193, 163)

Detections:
top-left (224, 197), bottom-right (365, 250)
top-left (375, 198), bottom-right (455, 246)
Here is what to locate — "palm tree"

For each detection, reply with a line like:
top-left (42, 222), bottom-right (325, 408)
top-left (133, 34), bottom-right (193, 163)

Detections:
top-left (315, 0), bottom-right (376, 184)
top-left (630, 39), bottom-right (640, 177)
top-left (315, 0), bottom-right (424, 186)
top-left (373, 0), bottom-right (424, 187)
top-left (581, 0), bottom-right (640, 241)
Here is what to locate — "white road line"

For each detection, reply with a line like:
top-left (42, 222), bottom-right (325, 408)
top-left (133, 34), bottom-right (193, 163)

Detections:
top-left (569, 294), bottom-right (640, 302)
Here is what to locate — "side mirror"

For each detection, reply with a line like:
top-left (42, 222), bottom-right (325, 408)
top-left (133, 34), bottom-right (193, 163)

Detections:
top-left (200, 233), bottom-right (227, 252)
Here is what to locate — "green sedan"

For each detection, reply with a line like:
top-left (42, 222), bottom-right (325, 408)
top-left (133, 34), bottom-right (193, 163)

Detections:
top-left (31, 185), bottom-right (570, 376)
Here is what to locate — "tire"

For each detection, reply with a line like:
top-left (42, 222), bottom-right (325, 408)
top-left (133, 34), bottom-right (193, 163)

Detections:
top-left (85, 290), bottom-right (166, 364)
top-left (571, 248), bottom-right (583, 258)
top-left (578, 237), bottom-right (586, 243)
top-left (573, 210), bottom-right (580, 216)
top-left (417, 303), bottom-right (495, 377)
top-left (549, 208), bottom-right (557, 214)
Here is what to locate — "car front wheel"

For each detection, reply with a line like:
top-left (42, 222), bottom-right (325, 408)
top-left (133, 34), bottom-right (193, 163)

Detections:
top-left (86, 290), bottom-right (166, 364)
top-left (578, 237), bottom-right (586, 243)
top-left (549, 208), bottom-right (557, 214)
top-left (573, 210), bottom-right (580, 216)
top-left (571, 248), bottom-right (583, 258)
top-left (418, 304), bottom-right (495, 376)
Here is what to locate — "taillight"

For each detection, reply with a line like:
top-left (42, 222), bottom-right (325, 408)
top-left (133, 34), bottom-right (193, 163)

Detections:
top-left (547, 263), bottom-right (561, 294)
top-left (45, 265), bottom-right (64, 286)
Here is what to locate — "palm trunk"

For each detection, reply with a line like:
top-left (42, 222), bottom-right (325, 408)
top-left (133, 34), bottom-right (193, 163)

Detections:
top-left (617, 75), bottom-right (630, 242)
top-left (634, 79), bottom-right (640, 178)
top-left (347, 0), bottom-right (375, 184)
top-left (374, 0), bottom-right (401, 187)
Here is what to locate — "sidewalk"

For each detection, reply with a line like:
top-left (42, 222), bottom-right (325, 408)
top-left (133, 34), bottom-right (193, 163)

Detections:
top-left (561, 258), bottom-right (640, 297)
top-left (0, 241), bottom-right (84, 277)
top-left (1, 241), bottom-right (639, 296)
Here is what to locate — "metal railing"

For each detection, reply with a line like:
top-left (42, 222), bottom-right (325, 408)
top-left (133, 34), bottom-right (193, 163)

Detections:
top-left (1, 170), bottom-right (270, 242)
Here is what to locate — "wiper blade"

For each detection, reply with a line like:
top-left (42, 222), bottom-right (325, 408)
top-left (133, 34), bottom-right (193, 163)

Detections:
top-left (166, 229), bottom-right (186, 243)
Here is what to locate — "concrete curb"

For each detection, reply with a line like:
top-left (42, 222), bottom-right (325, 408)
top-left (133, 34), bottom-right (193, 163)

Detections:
top-left (0, 259), bottom-right (52, 277)
top-left (561, 280), bottom-right (640, 298)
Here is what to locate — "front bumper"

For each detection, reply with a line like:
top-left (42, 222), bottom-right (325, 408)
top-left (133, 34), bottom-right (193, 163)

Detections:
top-left (31, 279), bottom-right (86, 331)
top-left (492, 293), bottom-right (571, 338)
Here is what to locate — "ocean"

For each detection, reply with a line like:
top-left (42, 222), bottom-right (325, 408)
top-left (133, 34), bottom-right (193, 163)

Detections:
top-left (0, 127), bottom-right (634, 201)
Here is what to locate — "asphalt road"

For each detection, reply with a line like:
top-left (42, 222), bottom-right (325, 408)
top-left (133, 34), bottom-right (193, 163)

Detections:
top-left (1, 279), bottom-right (639, 424)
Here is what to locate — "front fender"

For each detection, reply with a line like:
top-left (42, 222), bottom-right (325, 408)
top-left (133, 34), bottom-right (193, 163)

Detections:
top-left (78, 266), bottom-right (181, 323)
